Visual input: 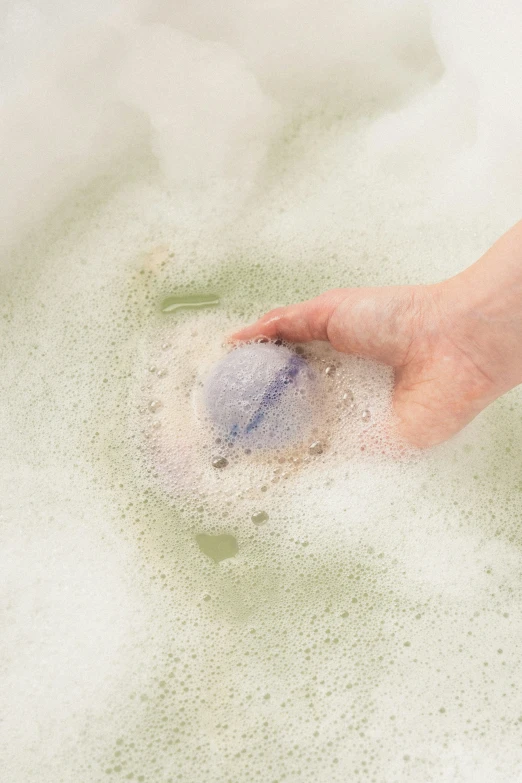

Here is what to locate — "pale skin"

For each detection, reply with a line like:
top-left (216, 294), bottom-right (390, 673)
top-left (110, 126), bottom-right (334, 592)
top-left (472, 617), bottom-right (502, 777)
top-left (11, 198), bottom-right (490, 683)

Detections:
top-left (231, 220), bottom-right (522, 448)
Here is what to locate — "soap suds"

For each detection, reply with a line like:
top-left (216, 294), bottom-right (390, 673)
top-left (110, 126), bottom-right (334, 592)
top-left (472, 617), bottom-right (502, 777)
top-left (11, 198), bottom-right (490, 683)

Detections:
top-left (2, 2), bottom-right (522, 782)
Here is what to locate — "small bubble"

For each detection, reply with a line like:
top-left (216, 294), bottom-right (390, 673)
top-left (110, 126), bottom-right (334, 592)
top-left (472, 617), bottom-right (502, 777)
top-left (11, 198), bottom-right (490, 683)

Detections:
top-left (212, 457), bottom-right (228, 469)
top-left (309, 440), bottom-right (324, 455)
top-left (252, 511), bottom-right (269, 526)
top-left (149, 400), bottom-right (162, 412)
top-left (157, 368), bottom-right (167, 377)
top-left (342, 390), bottom-right (354, 404)
top-left (152, 420), bottom-right (161, 429)
top-left (148, 366), bottom-right (157, 373)
top-left (325, 365), bottom-right (336, 376)
top-left (361, 409), bottom-right (371, 422)
top-left (162, 342), bottom-right (171, 350)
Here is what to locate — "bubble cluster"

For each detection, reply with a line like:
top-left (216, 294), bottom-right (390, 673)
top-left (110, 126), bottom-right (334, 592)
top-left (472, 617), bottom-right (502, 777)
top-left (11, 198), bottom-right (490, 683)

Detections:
top-left (2, 2), bottom-right (522, 783)
top-left (132, 318), bottom-right (394, 510)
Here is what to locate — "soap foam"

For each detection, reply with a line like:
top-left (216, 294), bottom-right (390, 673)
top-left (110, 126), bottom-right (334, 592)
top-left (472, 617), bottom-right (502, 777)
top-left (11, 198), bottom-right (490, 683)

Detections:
top-left (2, 2), bottom-right (522, 782)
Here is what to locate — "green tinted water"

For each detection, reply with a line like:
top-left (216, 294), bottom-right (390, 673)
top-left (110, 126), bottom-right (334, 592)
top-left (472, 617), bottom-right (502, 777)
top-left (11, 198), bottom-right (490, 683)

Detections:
top-left (4, 159), bottom-right (522, 783)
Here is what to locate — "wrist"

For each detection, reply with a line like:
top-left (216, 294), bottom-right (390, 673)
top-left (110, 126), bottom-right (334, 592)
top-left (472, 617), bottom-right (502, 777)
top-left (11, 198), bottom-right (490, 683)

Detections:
top-left (436, 269), bottom-right (522, 394)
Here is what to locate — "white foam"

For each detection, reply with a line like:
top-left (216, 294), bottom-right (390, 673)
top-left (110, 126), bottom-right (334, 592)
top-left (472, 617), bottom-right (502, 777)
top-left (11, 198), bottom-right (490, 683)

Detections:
top-left (2, 2), bottom-right (522, 782)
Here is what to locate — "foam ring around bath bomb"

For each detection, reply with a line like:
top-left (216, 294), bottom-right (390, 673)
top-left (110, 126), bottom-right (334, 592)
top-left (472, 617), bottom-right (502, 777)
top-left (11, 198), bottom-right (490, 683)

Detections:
top-left (204, 343), bottom-right (318, 449)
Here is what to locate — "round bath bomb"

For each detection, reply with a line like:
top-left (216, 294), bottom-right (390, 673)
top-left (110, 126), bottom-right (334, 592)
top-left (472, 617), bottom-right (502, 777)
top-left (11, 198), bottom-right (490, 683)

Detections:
top-left (203, 343), bottom-right (318, 449)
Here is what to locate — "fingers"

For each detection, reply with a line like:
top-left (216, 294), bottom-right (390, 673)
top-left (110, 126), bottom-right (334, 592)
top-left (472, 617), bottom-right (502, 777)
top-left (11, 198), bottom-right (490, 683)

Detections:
top-left (229, 290), bottom-right (348, 344)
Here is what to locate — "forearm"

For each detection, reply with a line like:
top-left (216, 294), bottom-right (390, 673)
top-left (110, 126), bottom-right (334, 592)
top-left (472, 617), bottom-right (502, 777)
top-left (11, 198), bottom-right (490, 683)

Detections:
top-left (437, 220), bottom-right (522, 393)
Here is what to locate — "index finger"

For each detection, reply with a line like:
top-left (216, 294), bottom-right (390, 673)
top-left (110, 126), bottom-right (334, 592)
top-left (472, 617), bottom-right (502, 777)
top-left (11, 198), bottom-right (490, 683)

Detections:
top-left (229, 290), bottom-right (346, 344)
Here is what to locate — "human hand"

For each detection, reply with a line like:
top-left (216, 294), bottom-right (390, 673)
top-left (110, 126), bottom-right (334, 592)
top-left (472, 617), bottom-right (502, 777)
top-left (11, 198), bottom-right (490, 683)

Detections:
top-left (231, 221), bottom-right (522, 448)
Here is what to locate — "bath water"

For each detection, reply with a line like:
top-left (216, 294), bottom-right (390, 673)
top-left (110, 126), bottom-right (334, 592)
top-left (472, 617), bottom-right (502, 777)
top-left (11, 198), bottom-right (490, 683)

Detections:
top-left (2, 2), bottom-right (522, 783)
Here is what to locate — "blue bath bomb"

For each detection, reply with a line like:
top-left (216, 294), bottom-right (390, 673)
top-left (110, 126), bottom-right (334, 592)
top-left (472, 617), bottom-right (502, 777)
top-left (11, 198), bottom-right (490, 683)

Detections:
top-left (204, 343), bottom-right (318, 449)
